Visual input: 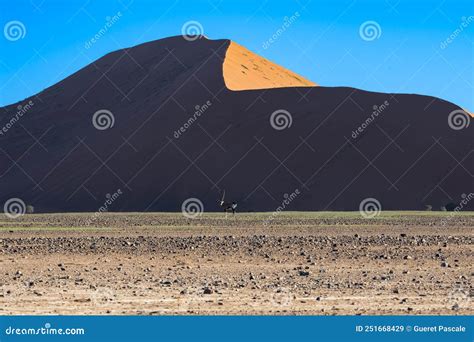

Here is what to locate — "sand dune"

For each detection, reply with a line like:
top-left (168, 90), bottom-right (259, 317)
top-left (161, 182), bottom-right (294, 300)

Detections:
top-left (0, 36), bottom-right (471, 212)
top-left (223, 41), bottom-right (316, 90)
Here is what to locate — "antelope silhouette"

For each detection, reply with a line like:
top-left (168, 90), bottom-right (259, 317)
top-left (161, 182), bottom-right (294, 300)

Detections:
top-left (219, 190), bottom-right (237, 215)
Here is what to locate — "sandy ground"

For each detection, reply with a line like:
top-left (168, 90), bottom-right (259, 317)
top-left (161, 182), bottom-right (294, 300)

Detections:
top-left (0, 212), bottom-right (472, 315)
top-left (223, 41), bottom-right (316, 90)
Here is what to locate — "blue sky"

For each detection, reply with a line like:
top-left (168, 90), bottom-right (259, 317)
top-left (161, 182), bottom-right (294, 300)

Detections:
top-left (0, 0), bottom-right (473, 110)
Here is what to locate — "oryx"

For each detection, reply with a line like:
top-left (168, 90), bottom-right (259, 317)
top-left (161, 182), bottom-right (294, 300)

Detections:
top-left (219, 190), bottom-right (237, 215)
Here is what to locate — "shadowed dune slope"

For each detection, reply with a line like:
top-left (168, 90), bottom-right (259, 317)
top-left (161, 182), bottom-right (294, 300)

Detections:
top-left (0, 36), bottom-right (472, 212)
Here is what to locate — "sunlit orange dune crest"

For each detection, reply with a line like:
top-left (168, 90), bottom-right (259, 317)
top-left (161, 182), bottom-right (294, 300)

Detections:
top-left (223, 41), bottom-right (316, 91)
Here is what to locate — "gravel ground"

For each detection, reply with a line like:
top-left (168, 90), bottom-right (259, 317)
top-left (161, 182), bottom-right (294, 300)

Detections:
top-left (0, 212), bottom-right (472, 315)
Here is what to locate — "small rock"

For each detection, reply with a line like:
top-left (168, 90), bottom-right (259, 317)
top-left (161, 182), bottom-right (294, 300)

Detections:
top-left (74, 298), bottom-right (91, 303)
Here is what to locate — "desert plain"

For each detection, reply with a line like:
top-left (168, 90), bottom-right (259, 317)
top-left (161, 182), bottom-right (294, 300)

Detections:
top-left (0, 212), bottom-right (472, 315)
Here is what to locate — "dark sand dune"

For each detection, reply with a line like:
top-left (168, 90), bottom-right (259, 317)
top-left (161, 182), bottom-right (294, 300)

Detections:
top-left (0, 36), bottom-right (472, 212)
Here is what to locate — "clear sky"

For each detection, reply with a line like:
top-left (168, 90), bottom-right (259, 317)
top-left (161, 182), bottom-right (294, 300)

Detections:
top-left (0, 0), bottom-right (473, 110)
